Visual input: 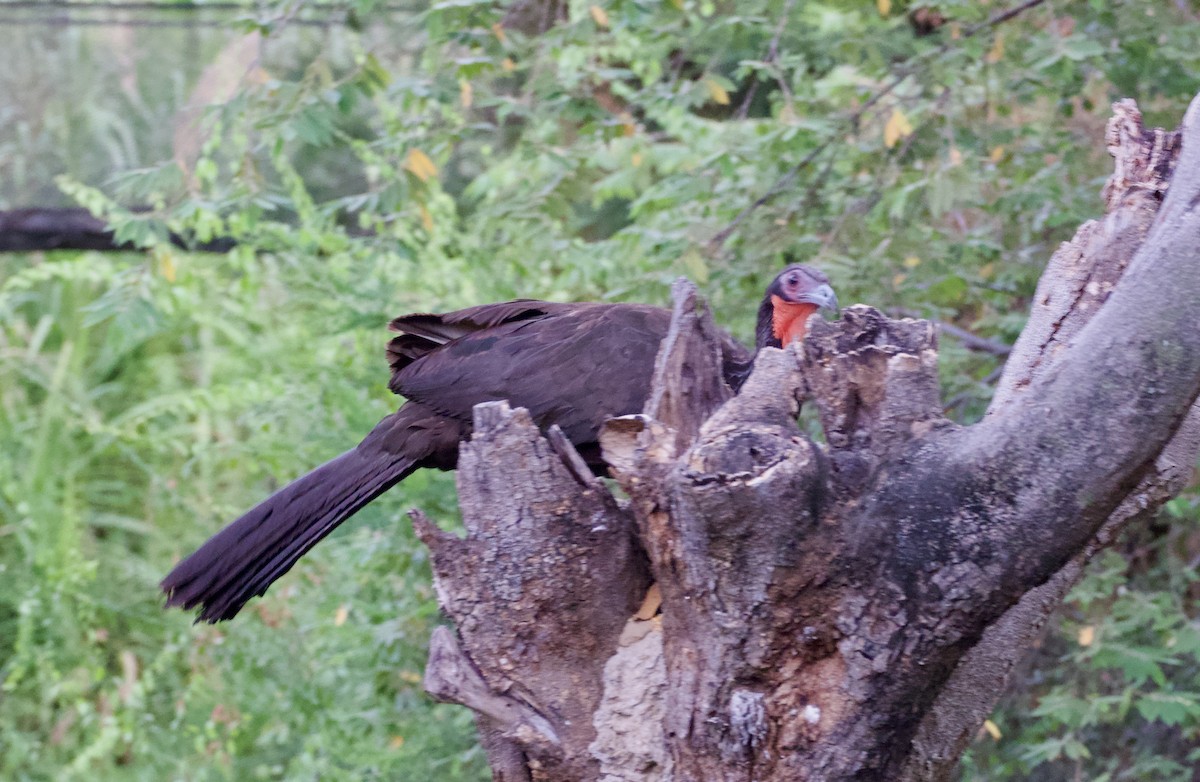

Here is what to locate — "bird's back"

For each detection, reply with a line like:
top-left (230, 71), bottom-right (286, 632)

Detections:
top-left (391, 302), bottom-right (673, 448)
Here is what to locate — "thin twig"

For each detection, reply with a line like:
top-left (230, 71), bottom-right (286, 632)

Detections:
top-left (891, 307), bottom-right (1012, 356)
top-left (944, 364), bottom-right (1005, 414)
top-left (806, 90), bottom-right (943, 256)
top-left (936, 321), bottom-right (1011, 356)
top-left (706, 142), bottom-right (830, 251)
top-left (736, 0), bottom-right (796, 120)
top-left (707, 0), bottom-right (1048, 253)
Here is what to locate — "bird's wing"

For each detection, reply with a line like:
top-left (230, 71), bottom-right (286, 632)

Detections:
top-left (386, 300), bottom-right (583, 377)
top-left (391, 303), bottom-right (671, 444)
top-left (388, 300), bottom-right (580, 343)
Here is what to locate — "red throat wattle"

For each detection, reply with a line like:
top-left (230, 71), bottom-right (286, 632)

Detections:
top-left (771, 295), bottom-right (818, 346)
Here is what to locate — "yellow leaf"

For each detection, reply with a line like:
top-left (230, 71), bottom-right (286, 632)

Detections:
top-left (949, 147), bottom-right (963, 166)
top-left (704, 77), bottom-right (730, 105)
top-left (491, 22), bottom-right (506, 42)
top-left (156, 249), bottom-right (178, 282)
top-left (388, 735), bottom-right (405, 750)
top-left (903, 255), bottom-right (921, 269)
top-left (985, 33), bottom-right (1005, 64)
top-left (334, 605), bottom-right (349, 626)
top-left (980, 262), bottom-right (995, 279)
top-left (419, 204), bottom-right (434, 231)
top-left (669, 0), bottom-right (683, 8)
top-left (989, 145), bottom-right (1005, 163)
top-left (884, 108), bottom-right (914, 149)
top-left (247, 66), bottom-right (271, 86)
top-left (399, 670), bottom-right (423, 684)
top-left (405, 148), bottom-right (438, 181)
top-left (459, 79), bottom-right (473, 109)
top-left (876, 0), bottom-right (891, 17)
top-left (590, 5), bottom-right (609, 27)
top-left (501, 57), bottom-right (516, 72)
top-left (631, 151), bottom-right (643, 167)
top-left (1078, 625), bottom-right (1095, 646)
top-left (892, 273), bottom-right (907, 288)
top-left (950, 22), bottom-right (961, 40)
top-left (983, 719), bottom-right (1002, 740)
top-left (681, 249), bottom-right (709, 284)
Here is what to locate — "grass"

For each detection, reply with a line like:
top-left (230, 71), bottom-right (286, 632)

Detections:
top-left (0, 250), bottom-right (489, 781)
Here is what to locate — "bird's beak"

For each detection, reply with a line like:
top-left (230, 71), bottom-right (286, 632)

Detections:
top-left (800, 284), bottom-right (839, 314)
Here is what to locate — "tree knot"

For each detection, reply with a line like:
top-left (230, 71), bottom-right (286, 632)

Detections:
top-left (726, 688), bottom-right (768, 757)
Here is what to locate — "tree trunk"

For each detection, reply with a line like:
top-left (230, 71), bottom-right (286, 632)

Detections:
top-left (415, 95), bottom-right (1200, 781)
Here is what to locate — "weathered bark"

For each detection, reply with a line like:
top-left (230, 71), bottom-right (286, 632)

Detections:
top-left (900, 98), bottom-right (1197, 782)
top-left (416, 94), bottom-right (1200, 781)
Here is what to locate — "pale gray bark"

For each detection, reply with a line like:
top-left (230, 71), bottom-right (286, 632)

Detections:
top-left (417, 95), bottom-right (1200, 781)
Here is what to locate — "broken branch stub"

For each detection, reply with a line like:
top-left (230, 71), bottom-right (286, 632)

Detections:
top-left (800, 306), bottom-right (946, 499)
top-left (991, 99), bottom-right (1182, 413)
top-left (415, 401), bottom-right (650, 781)
top-left (643, 277), bottom-right (738, 455)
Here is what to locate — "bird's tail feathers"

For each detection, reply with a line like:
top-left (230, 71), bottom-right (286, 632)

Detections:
top-left (161, 448), bottom-right (417, 622)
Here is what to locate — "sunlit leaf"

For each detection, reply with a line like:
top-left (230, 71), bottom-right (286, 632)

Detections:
top-left (405, 149), bottom-right (439, 181)
top-left (681, 249), bottom-right (709, 284)
top-left (884, 108), bottom-right (914, 148)
top-left (986, 34), bottom-right (1005, 64)
top-left (704, 77), bottom-right (730, 105)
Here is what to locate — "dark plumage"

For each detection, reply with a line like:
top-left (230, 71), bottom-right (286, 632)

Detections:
top-left (161, 265), bottom-right (836, 622)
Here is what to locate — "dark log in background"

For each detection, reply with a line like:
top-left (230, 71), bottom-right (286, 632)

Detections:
top-left (0, 207), bottom-right (235, 253)
top-left (412, 93), bottom-right (1200, 782)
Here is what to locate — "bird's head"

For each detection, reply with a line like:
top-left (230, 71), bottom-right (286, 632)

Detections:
top-left (756, 264), bottom-right (838, 349)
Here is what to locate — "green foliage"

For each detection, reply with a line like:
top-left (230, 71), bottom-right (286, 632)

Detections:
top-left (1, 0), bottom-right (1199, 779)
top-left (963, 507), bottom-right (1200, 782)
top-left (0, 251), bottom-right (485, 780)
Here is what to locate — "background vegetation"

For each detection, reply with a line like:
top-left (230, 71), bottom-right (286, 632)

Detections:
top-left (1, 0), bottom-right (1199, 779)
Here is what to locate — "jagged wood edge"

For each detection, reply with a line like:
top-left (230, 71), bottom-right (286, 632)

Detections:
top-left (592, 284), bottom-right (817, 781)
top-left (415, 402), bottom-right (648, 781)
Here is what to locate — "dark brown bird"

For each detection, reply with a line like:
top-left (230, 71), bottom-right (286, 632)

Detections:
top-left (161, 265), bottom-right (837, 622)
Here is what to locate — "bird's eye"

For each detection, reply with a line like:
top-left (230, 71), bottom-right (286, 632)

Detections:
top-left (787, 274), bottom-right (799, 286)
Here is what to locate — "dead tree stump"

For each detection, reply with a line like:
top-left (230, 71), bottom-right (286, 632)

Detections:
top-left (415, 94), bottom-right (1200, 781)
